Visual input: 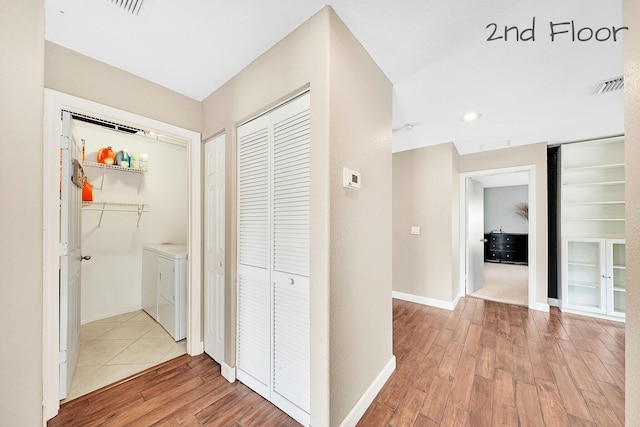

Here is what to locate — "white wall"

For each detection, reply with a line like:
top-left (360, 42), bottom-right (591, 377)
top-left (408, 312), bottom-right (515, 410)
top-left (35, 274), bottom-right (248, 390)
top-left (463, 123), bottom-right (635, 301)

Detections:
top-left (328, 10), bottom-right (394, 425)
top-left (393, 143), bottom-right (461, 305)
top-left (484, 185), bottom-right (529, 234)
top-left (46, 42), bottom-right (201, 132)
top-left (0, 1), bottom-right (45, 425)
top-left (623, 0), bottom-right (640, 423)
top-left (75, 121), bottom-right (187, 323)
top-left (201, 7), bottom-right (393, 425)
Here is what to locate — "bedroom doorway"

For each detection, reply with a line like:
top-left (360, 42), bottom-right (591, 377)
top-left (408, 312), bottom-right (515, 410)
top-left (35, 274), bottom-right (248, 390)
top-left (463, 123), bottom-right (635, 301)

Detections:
top-left (461, 166), bottom-right (536, 309)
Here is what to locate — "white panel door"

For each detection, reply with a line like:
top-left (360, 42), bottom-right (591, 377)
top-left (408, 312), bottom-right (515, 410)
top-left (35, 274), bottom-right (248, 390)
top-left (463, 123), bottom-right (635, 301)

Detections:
top-left (236, 92), bottom-right (311, 425)
top-left (236, 113), bottom-right (271, 397)
top-left (270, 95), bottom-right (311, 420)
top-left (466, 178), bottom-right (485, 294)
top-left (204, 134), bottom-right (226, 363)
top-left (59, 112), bottom-right (83, 399)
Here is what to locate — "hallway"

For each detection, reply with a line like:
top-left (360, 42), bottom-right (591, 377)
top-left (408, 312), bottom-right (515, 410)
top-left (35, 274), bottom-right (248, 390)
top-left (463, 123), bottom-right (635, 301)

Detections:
top-left (48, 298), bottom-right (625, 426)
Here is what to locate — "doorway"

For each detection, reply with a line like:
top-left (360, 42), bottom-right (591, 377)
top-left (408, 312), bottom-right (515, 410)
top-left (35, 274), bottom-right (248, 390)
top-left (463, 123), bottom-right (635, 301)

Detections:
top-left (65, 116), bottom-right (189, 401)
top-left (43, 89), bottom-right (203, 420)
top-left (460, 166), bottom-right (536, 309)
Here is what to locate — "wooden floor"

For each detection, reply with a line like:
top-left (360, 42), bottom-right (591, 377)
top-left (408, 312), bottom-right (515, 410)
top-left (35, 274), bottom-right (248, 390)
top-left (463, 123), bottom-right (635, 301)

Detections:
top-left (48, 297), bottom-right (625, 426)
top-left (358, 297), bottom-right (625, 427)
top-left (47, 355), bottom-right (300, 427)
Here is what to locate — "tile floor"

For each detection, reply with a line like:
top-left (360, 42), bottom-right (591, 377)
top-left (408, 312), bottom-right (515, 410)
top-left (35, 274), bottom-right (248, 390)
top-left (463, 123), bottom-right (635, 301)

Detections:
top-left (63, 310), bottom-right (186, 402)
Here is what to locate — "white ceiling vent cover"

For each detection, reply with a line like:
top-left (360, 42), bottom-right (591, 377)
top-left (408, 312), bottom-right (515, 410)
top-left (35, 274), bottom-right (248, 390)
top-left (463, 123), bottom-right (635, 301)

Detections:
top-left (595, 76), bottom-right (624, 94)
top-left (109, 0), bottom-right (144, 15)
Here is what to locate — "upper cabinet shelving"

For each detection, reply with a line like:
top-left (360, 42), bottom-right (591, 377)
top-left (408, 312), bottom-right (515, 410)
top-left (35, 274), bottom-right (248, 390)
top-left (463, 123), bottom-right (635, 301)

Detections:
top-left (561, 137), bottom-right (626, 321)
top-left (561, 137), bottom-right (625, 239)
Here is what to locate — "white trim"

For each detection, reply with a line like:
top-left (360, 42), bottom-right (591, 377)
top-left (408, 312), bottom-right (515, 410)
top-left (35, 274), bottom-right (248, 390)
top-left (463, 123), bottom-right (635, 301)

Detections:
top-left (81, 307), bottom-right (146, 325)
top-left (42, 89), bottom-right (202, 421)
top-left (560, 307), bottom-right (625, 323)
top-left (535, 303), bottom-right (551, 312)
top-left (221, 362), bottom-right (236, 383)
top-left (338, 356), bottom-right (396, 427)
top-left (392, 291), bottom-right (458, 311)
top-left (547, 298), bottom-right (560, 307)
top-left (458, 165), bottom-right (540, 311)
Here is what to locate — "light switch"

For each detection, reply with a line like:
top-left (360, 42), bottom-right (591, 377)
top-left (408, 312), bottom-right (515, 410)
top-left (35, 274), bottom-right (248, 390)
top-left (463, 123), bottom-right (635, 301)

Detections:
top-left (411, 226), bottom-right (421, 235)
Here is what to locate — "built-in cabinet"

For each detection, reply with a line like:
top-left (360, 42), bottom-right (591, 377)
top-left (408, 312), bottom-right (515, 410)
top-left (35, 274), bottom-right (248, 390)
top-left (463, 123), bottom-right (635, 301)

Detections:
top-left (562, 238), bottom-right (625, 318)
top-left (236, 93), bottom-right (310, 426)
top-left (561, 138), bottom-right (625, 320)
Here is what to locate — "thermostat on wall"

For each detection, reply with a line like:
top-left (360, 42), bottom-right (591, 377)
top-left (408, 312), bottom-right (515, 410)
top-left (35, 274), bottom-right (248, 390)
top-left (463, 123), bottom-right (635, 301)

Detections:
top-left (343, 167), bottom-right (361, 190)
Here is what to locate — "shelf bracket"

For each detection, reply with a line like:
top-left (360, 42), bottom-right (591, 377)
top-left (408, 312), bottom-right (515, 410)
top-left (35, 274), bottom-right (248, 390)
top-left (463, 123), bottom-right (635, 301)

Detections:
top-left (98, 202), bottom-right (106, 227)
top-left (96, 169), bottom-right (105, 191)
top-left (136, 204), bottom-right (145, 228)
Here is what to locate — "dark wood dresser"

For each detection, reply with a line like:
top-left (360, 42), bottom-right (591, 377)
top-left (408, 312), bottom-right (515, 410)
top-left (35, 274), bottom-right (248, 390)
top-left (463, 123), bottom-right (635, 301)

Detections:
top-left (484, 233), bottom-right (528, 265)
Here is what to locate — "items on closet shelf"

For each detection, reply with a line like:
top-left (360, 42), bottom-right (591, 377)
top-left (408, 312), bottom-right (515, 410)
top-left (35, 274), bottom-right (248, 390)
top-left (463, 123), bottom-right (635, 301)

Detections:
top-left (115, 149), bottom-right (130, 167)
top-left (130, 152), bottom-right (149, 171)
top-left (82, 178), bottom-right (93, 202)
top-left (94, 144), bottom-right (148, 170)
top-left (97, 146), bottom-right (115, 165)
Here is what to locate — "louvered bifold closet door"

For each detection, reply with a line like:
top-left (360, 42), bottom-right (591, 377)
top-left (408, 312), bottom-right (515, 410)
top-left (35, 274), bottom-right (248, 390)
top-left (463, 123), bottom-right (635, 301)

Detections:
top-left (237, 114), bottom-right (271, 398)
top-left (270, 93), bottom-right (311, 419)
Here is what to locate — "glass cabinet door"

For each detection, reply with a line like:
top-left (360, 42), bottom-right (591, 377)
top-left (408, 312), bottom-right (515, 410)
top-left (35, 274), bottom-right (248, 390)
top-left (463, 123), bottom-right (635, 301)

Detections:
top-left (565, 240), bottom-right (605, 312)
top-left (609, 241), bottom-right (626, 316)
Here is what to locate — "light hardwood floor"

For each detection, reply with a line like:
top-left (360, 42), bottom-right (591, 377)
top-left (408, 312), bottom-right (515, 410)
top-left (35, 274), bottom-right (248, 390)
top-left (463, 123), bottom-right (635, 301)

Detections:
top-left (48, 297), bottom-right (624, 426)
top-left (358, 298), bottom-right (624, 426)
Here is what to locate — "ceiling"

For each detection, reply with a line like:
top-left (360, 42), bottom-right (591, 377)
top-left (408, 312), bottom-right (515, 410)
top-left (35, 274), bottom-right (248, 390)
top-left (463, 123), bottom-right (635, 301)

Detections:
top-left (474, 172), bottom-right (529, 188)
top-left (45, 0), bottom-right (625, 154)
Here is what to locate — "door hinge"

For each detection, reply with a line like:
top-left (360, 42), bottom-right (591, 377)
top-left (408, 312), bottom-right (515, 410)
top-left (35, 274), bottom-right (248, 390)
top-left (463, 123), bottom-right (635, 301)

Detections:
top-left (60, 242), bottom-right (68, 256)
top-left (60, 135), bottom-right (69, 150)
top-left (59, 350), bottom-right (67, 365)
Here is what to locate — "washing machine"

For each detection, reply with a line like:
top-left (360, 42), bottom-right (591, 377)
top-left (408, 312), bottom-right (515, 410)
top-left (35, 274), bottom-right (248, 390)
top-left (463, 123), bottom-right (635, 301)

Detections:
top-left (142, 244), bottom-right (187, 341)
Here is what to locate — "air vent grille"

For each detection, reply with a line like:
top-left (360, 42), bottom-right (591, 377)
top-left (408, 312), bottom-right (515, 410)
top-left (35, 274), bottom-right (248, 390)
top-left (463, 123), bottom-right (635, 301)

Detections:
top-left (595, 76), bottom-right (624, 94)
top-left (109, 0), bottom-right (144, 15)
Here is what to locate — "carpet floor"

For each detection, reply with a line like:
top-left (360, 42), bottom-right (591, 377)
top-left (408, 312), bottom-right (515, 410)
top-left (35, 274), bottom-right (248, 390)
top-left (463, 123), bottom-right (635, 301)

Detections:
top-left (469, 262), bottom-right (528, 306)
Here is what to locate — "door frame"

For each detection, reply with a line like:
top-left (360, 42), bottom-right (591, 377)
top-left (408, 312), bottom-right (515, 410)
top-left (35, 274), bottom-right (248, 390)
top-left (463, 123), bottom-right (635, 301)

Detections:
top-left (42, 89), bottom-right (203, 420)
top-left (458, 165), bottom-right (538, 310)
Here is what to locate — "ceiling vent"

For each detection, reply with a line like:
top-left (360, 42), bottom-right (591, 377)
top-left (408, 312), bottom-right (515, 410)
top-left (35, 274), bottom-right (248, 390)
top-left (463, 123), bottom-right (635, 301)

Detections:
top-left (109, 0), bottom-right (144, 15)
top-left (595, 76), bottom-right (624, 94)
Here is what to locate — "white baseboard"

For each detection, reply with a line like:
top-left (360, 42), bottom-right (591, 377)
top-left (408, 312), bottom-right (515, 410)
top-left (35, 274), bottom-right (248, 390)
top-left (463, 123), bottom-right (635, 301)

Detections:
top-left (81, 307), bottom-right (144, 325)
top-left (560, 307), bottom-right (625, 323)
top-left (547, 298), bottom-right (559, 307)
top-left (535, 303), bottom-right (550, 312)
top-left (392, 291), bottom-right (457, 311)
top-left (339, 355), bottom-right (396, 427)
top-left (188, 340), bottom-right (204, 356)
top-left (221, 362), bottom-right (236, 383)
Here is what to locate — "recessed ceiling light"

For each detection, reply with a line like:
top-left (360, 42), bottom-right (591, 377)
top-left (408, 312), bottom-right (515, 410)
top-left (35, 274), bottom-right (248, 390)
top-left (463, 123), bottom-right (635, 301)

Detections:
top-left (392, 122), bottom-right (420, 133)
top-left (462, 112), bottom-right (481, 122)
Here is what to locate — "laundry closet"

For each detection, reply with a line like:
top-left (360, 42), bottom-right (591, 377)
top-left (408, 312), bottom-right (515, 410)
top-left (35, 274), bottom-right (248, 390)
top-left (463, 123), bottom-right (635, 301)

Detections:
top-left (73, 119), bottom-right (188, 326)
